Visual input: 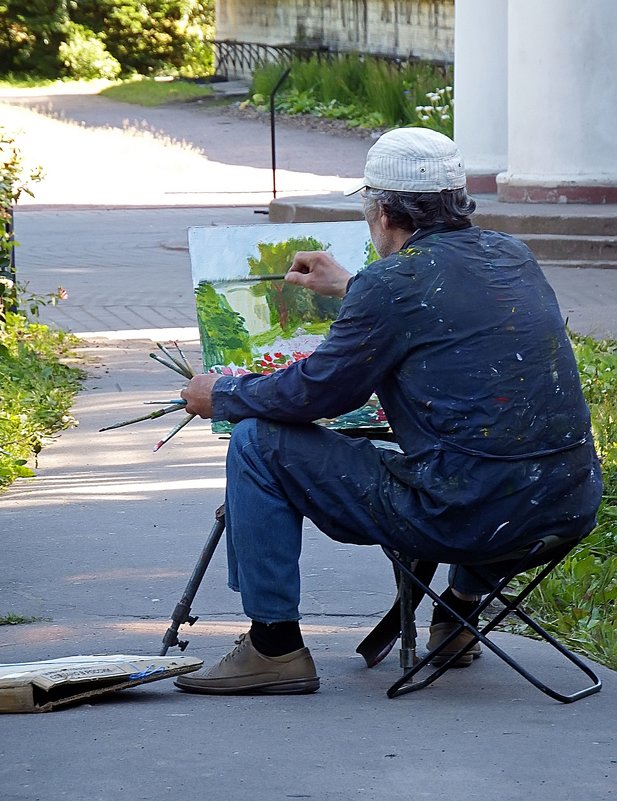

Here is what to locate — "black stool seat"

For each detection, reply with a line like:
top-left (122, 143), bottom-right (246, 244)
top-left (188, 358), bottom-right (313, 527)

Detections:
top-left (381, 535), bottom-right (602, 702)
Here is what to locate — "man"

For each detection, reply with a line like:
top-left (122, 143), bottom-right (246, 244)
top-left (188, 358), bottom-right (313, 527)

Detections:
top-left (175, 128), bottom-right (602, 695)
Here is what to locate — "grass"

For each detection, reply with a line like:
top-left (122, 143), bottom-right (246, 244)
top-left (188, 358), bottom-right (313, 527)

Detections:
top-left (0, 613), bottom-right (45, 625)
top-left (0, 74), bottom-right (217, 106)
top-left (99, 76), bottom-right (214, 106)
top-left (0, 74), bottom-right (58, 88)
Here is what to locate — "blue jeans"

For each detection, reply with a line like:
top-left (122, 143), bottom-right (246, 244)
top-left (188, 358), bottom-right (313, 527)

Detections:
top-left (225, 420), bottom-right (303, 622)
top-left (224, 419), bottom-right (506, 623)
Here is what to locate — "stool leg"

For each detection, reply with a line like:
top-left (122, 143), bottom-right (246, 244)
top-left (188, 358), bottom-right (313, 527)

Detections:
top-left (399, 567), bottom-right (417, 671)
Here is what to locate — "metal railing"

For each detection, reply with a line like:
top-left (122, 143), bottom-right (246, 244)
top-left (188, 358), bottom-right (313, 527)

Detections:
top-left (213, 40), bottom-right (295, 78)
top-left (211, 39), bottom-right (452, 80)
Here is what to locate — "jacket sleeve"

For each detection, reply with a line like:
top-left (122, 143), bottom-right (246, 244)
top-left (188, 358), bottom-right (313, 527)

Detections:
top-left (211, 270), bottom-right (404, 423)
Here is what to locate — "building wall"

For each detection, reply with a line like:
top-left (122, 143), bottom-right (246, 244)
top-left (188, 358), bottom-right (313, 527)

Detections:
top-left (215, 0), bottom-right (454, 62)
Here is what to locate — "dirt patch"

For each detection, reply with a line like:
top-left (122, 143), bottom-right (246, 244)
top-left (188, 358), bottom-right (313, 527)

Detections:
top-left (217, 101), bottom-right (383, 141)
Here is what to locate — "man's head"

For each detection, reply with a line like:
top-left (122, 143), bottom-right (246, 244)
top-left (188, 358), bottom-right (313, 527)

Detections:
top-left (346, 128), bottom-right (476, 256)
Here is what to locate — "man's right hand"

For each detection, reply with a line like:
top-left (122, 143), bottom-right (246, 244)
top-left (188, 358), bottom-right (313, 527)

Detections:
top-left (286, 251), bottom-right (352, 298)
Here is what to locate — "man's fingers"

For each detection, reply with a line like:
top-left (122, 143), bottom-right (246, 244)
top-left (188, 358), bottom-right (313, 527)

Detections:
top-left (284, 270), bottom-right (308, 287)
top-left (290, 250), bottom-right (324, 273)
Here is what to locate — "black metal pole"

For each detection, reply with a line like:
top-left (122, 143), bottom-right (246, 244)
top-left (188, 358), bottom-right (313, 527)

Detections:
top-left (159, 505), bottom-right (226, 655)
top-left (269, 67), bottom-right (291, 200)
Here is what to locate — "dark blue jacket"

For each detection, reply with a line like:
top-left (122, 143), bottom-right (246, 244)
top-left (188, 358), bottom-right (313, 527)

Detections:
top-left (212, 224), bottom-right (602, 557)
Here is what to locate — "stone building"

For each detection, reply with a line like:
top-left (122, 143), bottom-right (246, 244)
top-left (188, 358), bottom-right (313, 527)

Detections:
top-left (457, 0), bottom-right (617, 202)
top-left (215, 0), bottom-right (454, 67)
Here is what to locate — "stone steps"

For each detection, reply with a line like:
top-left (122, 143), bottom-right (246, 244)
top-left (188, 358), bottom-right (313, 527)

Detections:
top-left (268, 194), bottom-right (617, 269)
top-left (471, 211), bottom-right (617, 236)
top-left (538, 258), bottom-right (617, 270)
top-left (519, 233), bottom-right (617, 265)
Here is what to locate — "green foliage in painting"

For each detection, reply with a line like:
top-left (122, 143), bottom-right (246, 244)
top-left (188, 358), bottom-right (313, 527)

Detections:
top-left (247, 237), bottom-right (340, 335)
top-left (194, 281), bottom-right (251, 368)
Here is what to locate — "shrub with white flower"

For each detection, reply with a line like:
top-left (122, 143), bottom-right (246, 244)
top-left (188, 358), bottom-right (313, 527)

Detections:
top-left (414, 86), bottom-right (453, 138)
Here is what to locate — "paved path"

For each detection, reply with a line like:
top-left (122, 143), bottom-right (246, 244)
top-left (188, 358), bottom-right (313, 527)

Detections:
top-left (0, 86), bottom-right (615, 801)
top-left (1, 82), bottom-right (373, 207)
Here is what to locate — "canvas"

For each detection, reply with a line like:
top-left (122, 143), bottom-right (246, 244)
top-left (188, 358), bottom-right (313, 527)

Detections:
top-left (188, 221), bottom-right (389, 433)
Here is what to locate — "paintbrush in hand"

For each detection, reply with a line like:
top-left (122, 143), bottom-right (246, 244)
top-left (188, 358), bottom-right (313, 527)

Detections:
top-left (99, 401), bottom-right (187, 432)
top-left (153, 413), bottom-right (197, 452)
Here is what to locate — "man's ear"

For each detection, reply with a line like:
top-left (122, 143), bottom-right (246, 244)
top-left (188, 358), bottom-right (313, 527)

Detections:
top-left (380, 209), bottom-right (394, 229)
top-left (379, 208), bottom-right (392, 231)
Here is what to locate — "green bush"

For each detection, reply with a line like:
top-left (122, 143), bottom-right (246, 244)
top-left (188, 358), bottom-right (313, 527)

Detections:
top-left (0, 0), bottom-right (67, 77)
top-left (69, 0), bottom-right (214, 76)
top-left (59, 23), bottom-right (121, 80)
top-left (0, 310), bottom-right (83, 488)
top-left (1, 126), bottom-right (44, 321)
top-left (177, 38), bottom-right (214, 78)
top-left (0, 127), bottom-right (83, 488)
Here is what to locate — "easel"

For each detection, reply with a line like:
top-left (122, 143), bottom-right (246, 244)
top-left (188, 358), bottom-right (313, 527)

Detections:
top-left (158, 493), bottom-right (437, 679)
top-left (159, 504), bottom-right (226, 656)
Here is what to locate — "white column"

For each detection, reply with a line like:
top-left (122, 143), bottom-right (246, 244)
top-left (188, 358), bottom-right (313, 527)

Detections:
top-left (498, 0), bottom-right (617, 203)
top-left (454, 0), bottom-right (508, 192)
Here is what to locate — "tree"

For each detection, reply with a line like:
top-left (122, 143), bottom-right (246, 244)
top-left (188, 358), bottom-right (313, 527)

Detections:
top-left (0, 0), bottom-right (215, 77)
top-left (247, 237), bottom-right (340, 335)
top-left (68, 0), bottom-right (214, 75)
top-left (0, 0), bottom-right (67, 76)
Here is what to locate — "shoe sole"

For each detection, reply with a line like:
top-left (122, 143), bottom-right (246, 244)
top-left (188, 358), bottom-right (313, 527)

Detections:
top-left (174, 677), bottom-right (320, 695)
top-left (429, 650), bottom-right (482, 668)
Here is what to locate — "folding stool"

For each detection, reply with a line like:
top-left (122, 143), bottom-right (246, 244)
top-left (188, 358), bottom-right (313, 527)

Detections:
top-left (381, 535), bottom-right (603, 702)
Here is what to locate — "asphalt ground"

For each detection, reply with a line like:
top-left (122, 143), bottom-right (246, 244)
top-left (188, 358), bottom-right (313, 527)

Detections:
top-left (0, 85), bottom-right (615, 801)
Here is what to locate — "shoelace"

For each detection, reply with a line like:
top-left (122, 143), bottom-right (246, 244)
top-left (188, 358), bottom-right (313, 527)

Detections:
top-left (219, 633), bottom-right (249, 665)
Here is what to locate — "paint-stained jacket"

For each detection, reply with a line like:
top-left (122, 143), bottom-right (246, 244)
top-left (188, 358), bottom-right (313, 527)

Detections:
top-left (211, 224), bottom-right (603, 557)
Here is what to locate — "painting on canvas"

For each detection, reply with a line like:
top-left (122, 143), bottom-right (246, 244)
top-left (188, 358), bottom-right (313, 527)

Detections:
top-left (188, 221), bottom-right (388, 432)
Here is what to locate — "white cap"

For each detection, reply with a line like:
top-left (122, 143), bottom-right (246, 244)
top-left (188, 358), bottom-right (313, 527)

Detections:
top-left (344, 127), bottom-right (466, 196)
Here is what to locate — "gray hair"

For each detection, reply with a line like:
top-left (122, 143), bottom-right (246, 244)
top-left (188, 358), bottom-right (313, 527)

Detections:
top-left (362, 187), bottom-right (476, 230)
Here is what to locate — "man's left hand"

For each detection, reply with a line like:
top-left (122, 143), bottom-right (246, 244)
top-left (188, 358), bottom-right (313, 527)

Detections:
top-left (180, 373), bottom-right (221, 419)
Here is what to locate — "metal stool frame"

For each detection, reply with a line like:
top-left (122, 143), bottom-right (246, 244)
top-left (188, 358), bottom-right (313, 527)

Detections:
top-left (383, 538), bottom-right (603, 703)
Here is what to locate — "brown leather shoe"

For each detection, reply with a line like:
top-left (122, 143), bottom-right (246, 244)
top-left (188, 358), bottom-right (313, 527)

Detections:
top-left (174, 633), bottom-right (320, 695)
top-left (426, 622), bottom-right (482, 667)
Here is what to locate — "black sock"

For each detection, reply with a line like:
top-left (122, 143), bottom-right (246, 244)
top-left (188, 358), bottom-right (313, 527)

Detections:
top-left (249, 621), bottom-right (304, 657)
top-left (431, 587), bottom-right (480, 627)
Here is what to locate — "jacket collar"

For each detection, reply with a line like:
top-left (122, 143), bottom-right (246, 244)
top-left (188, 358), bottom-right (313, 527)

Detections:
top-left (402, 221), bottom-right (474, 249)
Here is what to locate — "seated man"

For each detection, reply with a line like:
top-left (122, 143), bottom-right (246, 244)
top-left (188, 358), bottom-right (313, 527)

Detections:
top-left (175, 128), bottom-right (602, 695)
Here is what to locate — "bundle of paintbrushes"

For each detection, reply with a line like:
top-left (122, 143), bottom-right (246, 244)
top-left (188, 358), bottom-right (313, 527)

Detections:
top-left (100, 342), bottom-right (197, 452)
